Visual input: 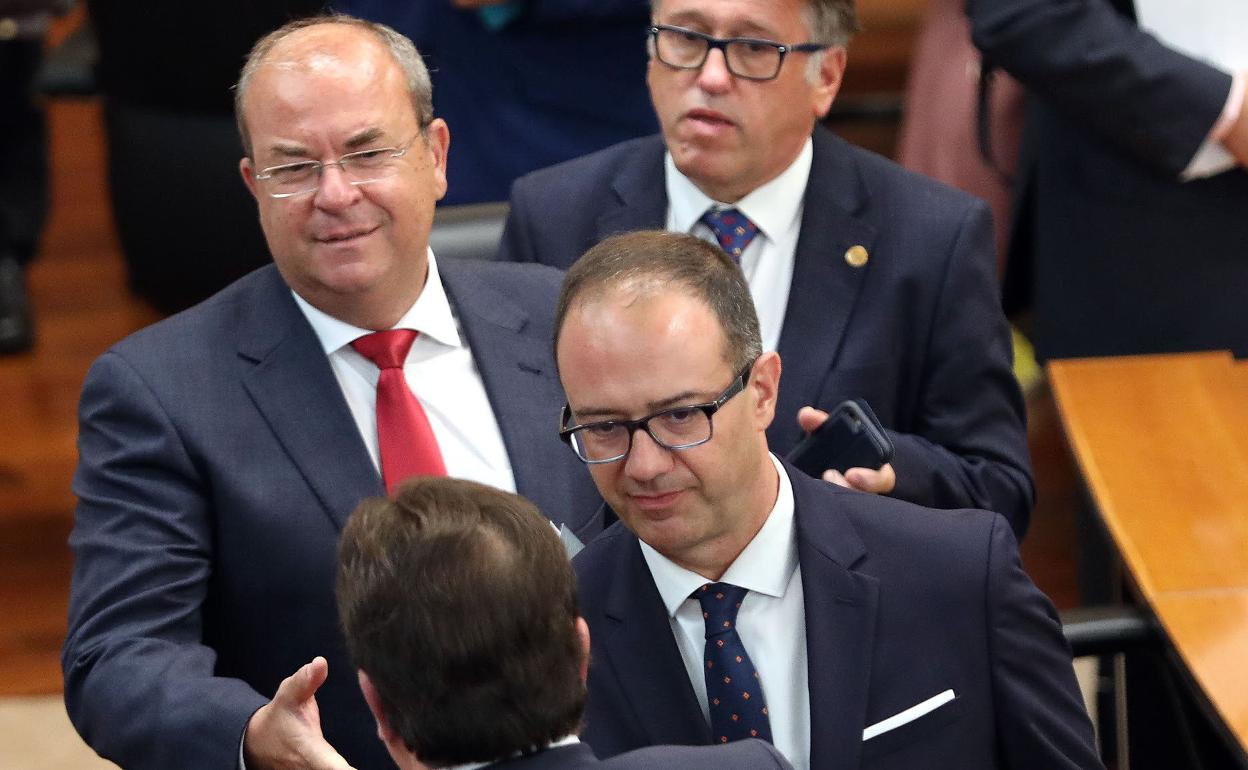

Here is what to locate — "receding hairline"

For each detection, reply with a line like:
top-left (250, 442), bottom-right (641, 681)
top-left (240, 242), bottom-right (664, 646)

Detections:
top-left (556, 272), bottom-right (738, 368)
top-left (234, 16), bottom-right (432, 159)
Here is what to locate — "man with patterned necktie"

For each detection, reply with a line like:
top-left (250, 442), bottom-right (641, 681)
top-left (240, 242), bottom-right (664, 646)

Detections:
top-left (335, 476), bottom-right (794, 769)
top-left (63, 15), bottom-right (601, 770)
top-left (554, 231), bottom-right (1102, 770)
top-left (498, 0), bottom-right (1035, 536)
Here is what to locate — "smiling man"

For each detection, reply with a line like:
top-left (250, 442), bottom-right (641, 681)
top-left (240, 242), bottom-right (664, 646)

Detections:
top-left (500, 0), bottom-right (1034, 536)
top-left (555, 231), bottom-right (1101, 770)
top-left (63, 15), bottom-right (601, 770)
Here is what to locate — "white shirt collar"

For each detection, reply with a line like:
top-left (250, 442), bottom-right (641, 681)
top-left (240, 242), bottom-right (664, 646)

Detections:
top-left (640, 453), bottom-right (798, 618)
top-left (291, 248), bottom-right (463, 354)
top-left (441, 735), bottom-right (581, 770)
top-left (665, 137), bottom-right (813, 244)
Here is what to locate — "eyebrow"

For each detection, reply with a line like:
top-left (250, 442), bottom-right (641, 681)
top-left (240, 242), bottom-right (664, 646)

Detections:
top-left (263, 127), bottom-right (389, 161)
top-left (663, 12), bottom-right (781, 40)
top-left (573, 388), bottom-right (716, 423)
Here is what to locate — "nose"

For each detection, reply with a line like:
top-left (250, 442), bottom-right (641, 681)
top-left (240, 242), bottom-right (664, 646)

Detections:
top-left (697, 46), bottom-right (733, 94)
top-left (313, 162), bottom-right (362, 211)
top-left (623, 427), bottom-right (674, 483)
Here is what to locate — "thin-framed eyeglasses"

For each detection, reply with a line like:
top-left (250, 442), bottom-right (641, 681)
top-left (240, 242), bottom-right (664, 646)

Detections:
top-left (253, 136), bottom-right (418, 199)
top-left (559, 360), bottom-right (756, 464)
top-left (648, 24), bottom-right (829, 82)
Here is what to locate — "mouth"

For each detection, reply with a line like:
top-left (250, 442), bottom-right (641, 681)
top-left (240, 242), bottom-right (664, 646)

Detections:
top-left (313, 225), bottom-right (379, 245)
top-left (683, 107), bottom-right (736, 131)
top-left (628, 489), bottom-right (685, 513)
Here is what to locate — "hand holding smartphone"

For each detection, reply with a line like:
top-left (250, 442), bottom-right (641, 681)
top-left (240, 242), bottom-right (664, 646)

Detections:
top-left (786, 399), bottom-right (894, 479)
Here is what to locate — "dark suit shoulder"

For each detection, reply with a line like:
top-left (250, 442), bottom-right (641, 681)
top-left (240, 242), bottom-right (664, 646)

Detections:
top-left (511, 135), bottom-right (665, 204)
top-left (102, 265), bottom-right (283, 373)
top-left (440, 256), bottom-right (565, 299)
top-left (790, 464), bottom-right (1004, 581)
top-left (814, 127), bottom-right (988, 223)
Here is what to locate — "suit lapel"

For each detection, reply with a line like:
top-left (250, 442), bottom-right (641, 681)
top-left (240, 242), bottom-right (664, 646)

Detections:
top-left (596, 136), bottom-right (669, 240)
top-left (237, 267), bottom-right (383, 531)
top-left (789, 465), bottom-right (879, 770)
top-left (771, 128), bottom-right (879, 450)
top-left (600, 532), bottom-right (712, 747)
top-left (438, 260), bottom-right (597, 531)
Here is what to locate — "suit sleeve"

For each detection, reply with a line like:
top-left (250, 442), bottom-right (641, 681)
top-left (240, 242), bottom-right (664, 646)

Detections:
top-left (888, 199), bottom-right (1034, 537)
top-left (967, 0), bottom-right (1233, 176)
top-left (62, 351), bottom-right (267, 770)
top-left (984, 515), bottom-right (1103, 769)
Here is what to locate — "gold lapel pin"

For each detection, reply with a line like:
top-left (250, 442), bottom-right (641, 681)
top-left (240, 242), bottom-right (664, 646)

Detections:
top-left (844, 245), bottom-right (869, 268)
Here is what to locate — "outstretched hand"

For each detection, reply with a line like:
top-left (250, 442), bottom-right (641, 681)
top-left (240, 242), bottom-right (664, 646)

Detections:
top-left (244, 657), bottom-right (356, 770)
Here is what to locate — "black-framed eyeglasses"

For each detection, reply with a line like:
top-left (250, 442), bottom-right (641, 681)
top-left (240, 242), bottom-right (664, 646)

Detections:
top-left (559, 361), bottom-right (755, 464)
top-left (253, 136), bottom-right (418, 199)
top-left (649, 24), bottom-right (829, 82)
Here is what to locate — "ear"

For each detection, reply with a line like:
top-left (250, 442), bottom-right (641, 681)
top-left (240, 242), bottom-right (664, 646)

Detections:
top-left (811, 46), bottom-right (848, 119)
top-left (575, 617), bottom-right (592, 684)
top-left (423, 118), bottom-right (451, 203)
top-left (358, 670), bottom-right (397, 745)
top-left (239, 157), bottom-right (259, 200)
top-left (748, 351), bottom-right (782, 431)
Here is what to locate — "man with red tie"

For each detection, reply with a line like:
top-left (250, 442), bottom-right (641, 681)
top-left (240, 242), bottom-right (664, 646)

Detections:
top-left (62, 15), bottom-right (600, 770)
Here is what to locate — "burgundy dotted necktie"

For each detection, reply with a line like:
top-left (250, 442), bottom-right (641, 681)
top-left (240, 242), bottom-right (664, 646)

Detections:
top-left (694, 582), bottom-right (773, 745)
top-left (351, 329), bottom-right (446, 492)
top-left (699, 208), bottom-right (759, 263)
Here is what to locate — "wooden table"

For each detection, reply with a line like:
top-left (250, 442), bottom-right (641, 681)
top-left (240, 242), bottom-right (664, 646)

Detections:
top-left (1049, 351), bottom-right (1248, 759)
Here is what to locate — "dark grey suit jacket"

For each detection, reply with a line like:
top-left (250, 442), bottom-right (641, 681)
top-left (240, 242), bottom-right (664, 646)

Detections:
top-left (62, 260), bottom-right (603, 770)
top-left (499, 127), bottom-right (1034, 534)
top-left (573, 461), bottom-right (1101, 770)
top-left (969, 0), bottom-right (1248, 359)
top-left (488, 740), bottom-right (791, 769)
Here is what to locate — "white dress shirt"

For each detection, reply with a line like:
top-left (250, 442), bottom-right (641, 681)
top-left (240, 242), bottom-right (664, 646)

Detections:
top-left (639, 454), bottom-right (810, 770)
top-left (292, 248), bottom-right (516, 494)
top-left (665, 139), bottom-right (813, 353)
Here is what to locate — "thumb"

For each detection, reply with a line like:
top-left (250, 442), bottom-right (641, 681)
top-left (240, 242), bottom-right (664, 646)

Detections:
top-left (797, 405), bottom-right (829, 433)
top-left (276, 656), bottom-right (330, 708)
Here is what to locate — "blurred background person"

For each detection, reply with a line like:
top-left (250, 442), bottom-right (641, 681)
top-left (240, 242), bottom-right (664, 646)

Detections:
top-left (337, 0), bottom-right (658, 204)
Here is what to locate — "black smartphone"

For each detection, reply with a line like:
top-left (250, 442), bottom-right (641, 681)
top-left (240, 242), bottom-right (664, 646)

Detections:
top-left (785, 398), bottom-right (894, 478)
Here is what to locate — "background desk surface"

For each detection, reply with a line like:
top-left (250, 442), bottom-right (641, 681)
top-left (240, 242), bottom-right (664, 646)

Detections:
top-left (1049, 351), bottom-right (1248, 755)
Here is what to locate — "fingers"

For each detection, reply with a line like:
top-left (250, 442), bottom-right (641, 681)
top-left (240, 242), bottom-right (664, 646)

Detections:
top-left (797, 405), bottom-right (829, 433)
top-left (821, 468), bottom-right (851, 487)
top-left (843, 463), bottom-right (897, 495)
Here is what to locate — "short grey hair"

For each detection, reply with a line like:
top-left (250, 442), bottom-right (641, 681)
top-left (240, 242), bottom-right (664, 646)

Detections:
top-left (234, 14), bottom-right (434, 159)
top-left (649, 0), bottom-right (859, 47)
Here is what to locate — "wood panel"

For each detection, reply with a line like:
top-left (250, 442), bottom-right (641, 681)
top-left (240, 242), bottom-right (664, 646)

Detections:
top-left (1050, 352), bottom-right (1248, 596)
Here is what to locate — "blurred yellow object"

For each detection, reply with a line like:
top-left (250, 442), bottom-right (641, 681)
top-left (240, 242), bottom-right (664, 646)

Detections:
top-left (1012, 327), bottom-right (1042, 394)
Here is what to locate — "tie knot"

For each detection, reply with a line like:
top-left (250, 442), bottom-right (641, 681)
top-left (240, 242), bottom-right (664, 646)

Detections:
top-left (352, 329), bottom-right (419, 370)
top-left (699, 208), bottom-right (759, 261)
top-left (693, 582), bottom-right (748, 638)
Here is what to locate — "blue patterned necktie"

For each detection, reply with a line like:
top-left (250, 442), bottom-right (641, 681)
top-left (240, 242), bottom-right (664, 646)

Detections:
top-left (694, 582), bottom-right (773, 744)
top-left (699, 208), bottom-right (759, 263)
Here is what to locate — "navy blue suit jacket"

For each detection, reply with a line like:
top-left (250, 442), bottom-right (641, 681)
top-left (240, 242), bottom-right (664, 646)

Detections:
top-left (968, 0), bottom-right (1248, 359)
top-left (572, 462), bottom-right (1101, 770)
top-left (63, 260), bottom-right (603, 770)
top-left (337, 0), bottom-right (657, 204)
top-left (500, 127), bottom-right (1033, 534)
top-left (488, 739), bottom-right (791, 768)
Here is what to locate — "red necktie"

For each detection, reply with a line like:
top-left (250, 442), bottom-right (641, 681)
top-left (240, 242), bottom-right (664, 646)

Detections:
top-left (351, 330), bottom-right (447, 492)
